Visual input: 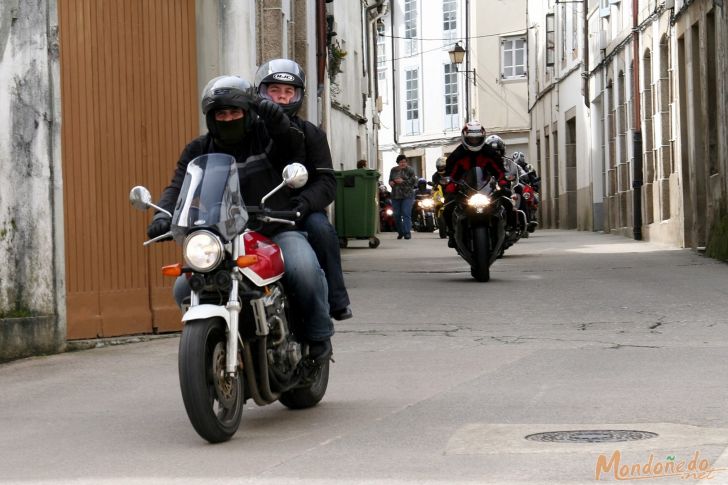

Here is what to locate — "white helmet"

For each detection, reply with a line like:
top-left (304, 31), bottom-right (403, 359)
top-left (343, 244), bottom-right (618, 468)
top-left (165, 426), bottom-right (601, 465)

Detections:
top-left (461, 121), bottom-right (486, 152)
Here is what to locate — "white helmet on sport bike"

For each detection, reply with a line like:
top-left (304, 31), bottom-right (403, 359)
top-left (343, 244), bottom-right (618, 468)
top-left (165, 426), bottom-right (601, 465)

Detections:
top-left (461, 121), bottom-right (486, 152)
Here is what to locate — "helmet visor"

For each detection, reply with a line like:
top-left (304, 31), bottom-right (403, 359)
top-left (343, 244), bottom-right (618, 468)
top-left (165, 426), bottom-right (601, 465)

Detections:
top-left (258, 84), bottom-right (303, 105)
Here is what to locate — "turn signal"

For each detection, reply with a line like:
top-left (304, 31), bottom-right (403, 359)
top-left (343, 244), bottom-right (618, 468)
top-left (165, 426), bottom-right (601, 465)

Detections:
top-left (161, 263), bottom-right (183, 277)
top-left (236, 255), bottom-right (259, 268)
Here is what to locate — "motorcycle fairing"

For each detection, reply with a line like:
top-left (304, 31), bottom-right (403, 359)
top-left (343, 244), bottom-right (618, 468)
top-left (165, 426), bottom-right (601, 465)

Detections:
top-left (172, 153), bottom-right (249, 244)
top-left (240, 231), bottom-right (285, 286)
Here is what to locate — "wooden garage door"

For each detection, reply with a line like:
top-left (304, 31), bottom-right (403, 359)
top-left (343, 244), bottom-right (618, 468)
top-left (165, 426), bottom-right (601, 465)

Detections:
top-left (59, 0), bottom-right (198, 339)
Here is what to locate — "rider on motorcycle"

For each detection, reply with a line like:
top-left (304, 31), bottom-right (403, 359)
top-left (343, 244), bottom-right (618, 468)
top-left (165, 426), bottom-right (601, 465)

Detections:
top-left (431, 157), bottom-right (447, 188)
top-left (442, 121), bottom-right (508, 248)
top-left (147, 75), bottom-right (334, 362)
top-left (254, 58), bottom-right (352, 323)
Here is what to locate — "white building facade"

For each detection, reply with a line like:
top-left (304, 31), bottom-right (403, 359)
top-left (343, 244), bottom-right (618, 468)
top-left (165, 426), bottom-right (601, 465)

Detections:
top-left (378, 0), bottom-right (531, 185)
top-left (527, 0), bottom-right (727, 248)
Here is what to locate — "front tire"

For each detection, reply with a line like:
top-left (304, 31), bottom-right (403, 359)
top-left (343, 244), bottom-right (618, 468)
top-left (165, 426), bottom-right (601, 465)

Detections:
top-left (470, 226), bottom-right (491, 282)
top-left (279, 360), bottom-right (330, 409)
top-left (178, 317), bottom-right (243, 443)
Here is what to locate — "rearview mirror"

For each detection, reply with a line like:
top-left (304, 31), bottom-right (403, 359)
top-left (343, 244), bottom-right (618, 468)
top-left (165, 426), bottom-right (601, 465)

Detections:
top-left (129, 186), bottom-right (153, 211)
top-left (282, 163), bottom-right (308, 189)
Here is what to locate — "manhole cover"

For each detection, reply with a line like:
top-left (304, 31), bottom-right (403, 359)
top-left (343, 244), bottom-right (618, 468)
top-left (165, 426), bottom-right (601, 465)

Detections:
top-left (525, 430), bottom-right (659, 443)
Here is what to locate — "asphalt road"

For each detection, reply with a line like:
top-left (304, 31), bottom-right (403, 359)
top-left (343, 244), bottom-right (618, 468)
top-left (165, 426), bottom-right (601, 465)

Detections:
top-left (1, 229), bottom-right (728, 484)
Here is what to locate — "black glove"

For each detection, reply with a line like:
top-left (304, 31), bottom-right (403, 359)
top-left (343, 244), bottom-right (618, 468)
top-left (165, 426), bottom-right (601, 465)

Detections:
top-left (253, 99), bottom-right (290, 135)
top-left (291, 196), bottom-right (310, 222)
top-left (147, 215), bottom-right (171, 239)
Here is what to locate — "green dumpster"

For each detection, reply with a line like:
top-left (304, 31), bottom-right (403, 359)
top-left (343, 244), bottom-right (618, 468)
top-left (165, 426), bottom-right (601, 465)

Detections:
top-left (334, 169), bottom-right (380, 248)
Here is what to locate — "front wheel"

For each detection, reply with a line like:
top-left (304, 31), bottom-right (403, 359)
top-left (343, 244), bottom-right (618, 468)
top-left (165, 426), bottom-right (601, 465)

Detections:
top-left (279, 360), bottom-right (330, 409)
top-left (178, 317), bottom-right (243, 443)
top-left (470, 226), bottom-right (491, 282)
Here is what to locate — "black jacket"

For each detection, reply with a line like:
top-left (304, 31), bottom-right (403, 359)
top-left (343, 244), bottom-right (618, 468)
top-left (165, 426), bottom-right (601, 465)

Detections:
top-left (289, 117), bottom-right (337, 217)
top-left (156, 120), bottom-right (306, 237)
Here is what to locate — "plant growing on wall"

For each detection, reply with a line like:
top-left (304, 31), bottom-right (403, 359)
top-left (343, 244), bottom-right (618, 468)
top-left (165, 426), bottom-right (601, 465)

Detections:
top-left (328, 39), bottom-right (347, 85)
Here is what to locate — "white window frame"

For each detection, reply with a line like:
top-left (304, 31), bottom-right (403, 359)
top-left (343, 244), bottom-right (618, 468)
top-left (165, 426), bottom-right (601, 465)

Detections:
top-left (444, 63), bottom-right (459, 129)
top-left (405, 68), bottom-right (420, 135)
top-left (404, 0), bottom-right (418, 56)
top-left (501, 35), bottom-right (527, 80)
top-left (442, 0), bottom-right (456, 43)
top-left (377, 23), bottom-right (386, 80)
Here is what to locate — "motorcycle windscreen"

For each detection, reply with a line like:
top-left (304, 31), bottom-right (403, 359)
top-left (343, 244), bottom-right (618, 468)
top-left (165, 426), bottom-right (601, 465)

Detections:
top-left (171, 153), bottom-right (249, 243)
top-left (464, 167), bottom-right (495, 194)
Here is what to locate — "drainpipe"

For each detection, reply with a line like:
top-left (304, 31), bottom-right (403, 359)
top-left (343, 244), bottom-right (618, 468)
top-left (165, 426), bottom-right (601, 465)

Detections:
top-left (631, 0), bottom-right (643, 240)
top-left (583, 0), bottom-right (589, 107)
top-left (316, 0), bottom-right (327, 128)
top-left (390, 6), bottom-right (399, 148)
top-left (364, 0), bottom-right (388, 171)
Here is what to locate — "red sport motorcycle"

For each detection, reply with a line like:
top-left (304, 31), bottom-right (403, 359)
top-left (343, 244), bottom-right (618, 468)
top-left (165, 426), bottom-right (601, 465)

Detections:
top-left (129, 153), bottom-right (329, 443)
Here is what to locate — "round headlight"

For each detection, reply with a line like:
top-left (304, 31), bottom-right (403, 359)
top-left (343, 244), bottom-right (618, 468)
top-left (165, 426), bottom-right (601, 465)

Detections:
top-left (420, 199), bottom-right (434, 208)
top-left (183, 231), bottom-right (224, 272)
top-left (523, 192), bottom-right (531, 200)
top-left (386, 208), bottom-right (394, 216)
top-left (468, 193), bottom-right (491, 208)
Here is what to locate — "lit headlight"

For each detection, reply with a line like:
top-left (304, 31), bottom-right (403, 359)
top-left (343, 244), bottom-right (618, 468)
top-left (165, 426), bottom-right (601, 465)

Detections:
top-left (385, 208), bottom-right (394, 216)
top-left (183, 230), bottom-right (223, 272)
top-left (468, 193), bottom-right (491, 208)
top-left (419, 199), bottom-right (435, 209)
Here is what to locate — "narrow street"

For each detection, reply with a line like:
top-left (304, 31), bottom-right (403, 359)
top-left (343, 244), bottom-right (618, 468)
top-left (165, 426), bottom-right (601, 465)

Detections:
top-left (1, 230), bottom-right (727, 484)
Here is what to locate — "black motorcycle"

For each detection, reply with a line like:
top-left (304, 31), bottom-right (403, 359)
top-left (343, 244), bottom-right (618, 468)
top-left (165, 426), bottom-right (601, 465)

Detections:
top-left (449, 169), bottom-right (507, 282)
top-left (412, 192), bottom-right (436, 232)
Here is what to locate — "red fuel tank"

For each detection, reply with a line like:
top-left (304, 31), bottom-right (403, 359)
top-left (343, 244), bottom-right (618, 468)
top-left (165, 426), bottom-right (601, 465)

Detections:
top-left (241, 231), bottom-right (285, 286)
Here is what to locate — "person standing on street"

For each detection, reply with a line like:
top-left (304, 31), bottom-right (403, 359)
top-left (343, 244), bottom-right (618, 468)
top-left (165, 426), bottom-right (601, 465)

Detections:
top-left (388, 154), bottom-right (417, 240)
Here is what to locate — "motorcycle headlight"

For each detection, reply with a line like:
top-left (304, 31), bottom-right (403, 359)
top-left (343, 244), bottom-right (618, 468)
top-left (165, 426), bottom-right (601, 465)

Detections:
top-left (386, 208), bottom-right (394, 216)
top-left (468, 193), bottom-right (491, 209)
top-left (420, 199), bottom-right (434, 209)
top-left (183, 230), bottom-right (224, 272)
top-left (523, 192), bottom-right (531, 200)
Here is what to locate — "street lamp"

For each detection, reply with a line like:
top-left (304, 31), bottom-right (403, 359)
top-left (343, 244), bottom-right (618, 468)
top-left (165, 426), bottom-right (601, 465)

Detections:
top-left (448, 42), bottom-right (476, 122)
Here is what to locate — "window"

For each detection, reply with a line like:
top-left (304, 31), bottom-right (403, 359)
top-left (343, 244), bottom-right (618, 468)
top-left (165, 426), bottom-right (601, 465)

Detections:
top-left (404, 0), bottom-right (418, 56)
top-left (444, 63), bottom-right (459, 129)
top-left (405, 69), bottom-right (420, 135)
top-left (443, 0), bottom-right (456, 42)
top-left (545, 13), bottom-right (555, 67)
top-left (501, 36), bottom-right (527, 79)
top-left (377, 23), bottom-right (386, 81)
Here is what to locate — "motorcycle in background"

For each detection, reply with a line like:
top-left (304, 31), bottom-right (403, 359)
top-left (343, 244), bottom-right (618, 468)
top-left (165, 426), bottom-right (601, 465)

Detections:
top-left (430, 182), bottom-right (447, 239)
top-left (412, 192), bottom-right (436, 232)
top-left (379, 185), bottom-right (396, 232)
top-left (129, 154), bottom-right (329, 443)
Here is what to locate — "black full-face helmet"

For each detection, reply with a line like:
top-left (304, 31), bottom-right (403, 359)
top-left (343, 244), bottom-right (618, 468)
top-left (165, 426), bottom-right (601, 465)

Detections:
top-left (485, 134), bottom-right (506, 156)
top-left (200, 75), bottom-right (256, 146)
top-left (254, 59), bottom-right (306, 116)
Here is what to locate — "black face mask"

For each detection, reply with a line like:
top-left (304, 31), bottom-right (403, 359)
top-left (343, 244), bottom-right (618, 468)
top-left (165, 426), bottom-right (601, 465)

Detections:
top-left (213, 117), bottom-right (248, 147)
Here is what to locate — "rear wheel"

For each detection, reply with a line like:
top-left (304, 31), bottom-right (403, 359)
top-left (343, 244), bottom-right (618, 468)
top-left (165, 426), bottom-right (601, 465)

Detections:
top-left (279, 360), bottom-right (330, 409)
top-left (470, 226), bottom-right (491, 282)
top-left (178, 318), bottom-right (243, 443)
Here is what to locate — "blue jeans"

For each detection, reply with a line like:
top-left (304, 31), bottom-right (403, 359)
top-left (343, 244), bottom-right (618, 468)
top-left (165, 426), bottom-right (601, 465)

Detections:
top-left (302, 211), bottom-right (350, 313)
top-left (173, 230), bottom-right (333, 342)
top-left (392, 197), bottom-right (414, 236)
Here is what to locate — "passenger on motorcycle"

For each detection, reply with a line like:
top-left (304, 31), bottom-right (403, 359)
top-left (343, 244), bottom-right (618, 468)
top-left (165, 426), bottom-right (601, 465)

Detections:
top-left (431, 157), bottom-right (447, 188)
top-left (147, 75), bottom-right (334, 362)
top-left (254, 58), bottom-right (352, 323)
top-left (442, 121), bottom-right (508, 248)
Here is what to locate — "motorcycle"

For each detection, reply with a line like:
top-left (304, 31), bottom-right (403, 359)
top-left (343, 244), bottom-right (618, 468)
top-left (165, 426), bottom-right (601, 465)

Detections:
top-left (379, 187), bottom-right (396, 232)
top-left (520, 173), bottom-right (540, 234)
top-left (412, 192), bottom-right (436, 233)
top-left (448, 168), bottom-right (508, 282)
top-left (129, 154), bottom-right (329, 443)
top-left (431, 182), bottom-right (447, 239)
